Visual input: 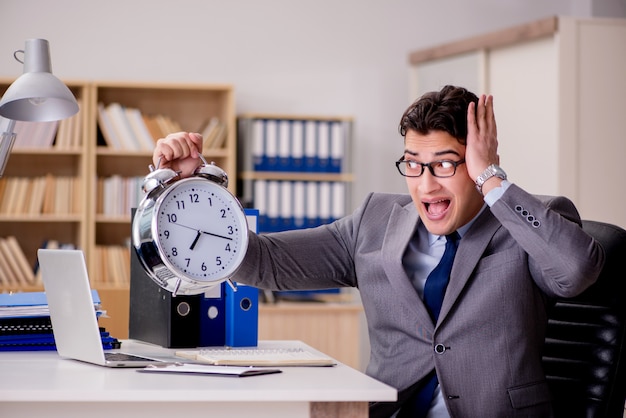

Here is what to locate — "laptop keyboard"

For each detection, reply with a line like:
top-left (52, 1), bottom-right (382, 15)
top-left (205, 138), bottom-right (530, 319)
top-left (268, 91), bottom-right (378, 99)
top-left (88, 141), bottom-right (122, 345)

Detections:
top-left (104, 352), bottom-right (158, 362)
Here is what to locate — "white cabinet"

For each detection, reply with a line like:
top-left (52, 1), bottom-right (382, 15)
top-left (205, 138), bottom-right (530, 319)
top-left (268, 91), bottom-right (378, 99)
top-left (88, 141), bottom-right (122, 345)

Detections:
top-left (409, 16), bottom-right (626, 228)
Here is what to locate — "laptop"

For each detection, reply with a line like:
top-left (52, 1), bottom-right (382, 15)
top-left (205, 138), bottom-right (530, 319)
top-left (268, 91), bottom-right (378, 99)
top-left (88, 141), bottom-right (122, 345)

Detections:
top-left (38, 248), bottom-right (171, 368)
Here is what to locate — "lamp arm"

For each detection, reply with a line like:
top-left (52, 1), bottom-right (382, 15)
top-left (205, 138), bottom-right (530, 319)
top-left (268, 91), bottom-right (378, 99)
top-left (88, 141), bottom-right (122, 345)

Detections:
top-left (0, 119), bottom-right (17, 178)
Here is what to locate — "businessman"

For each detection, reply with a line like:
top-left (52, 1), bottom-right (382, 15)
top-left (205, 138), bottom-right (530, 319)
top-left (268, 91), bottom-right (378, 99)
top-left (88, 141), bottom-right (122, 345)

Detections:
top-left (153, 85), bottom-right (604, 417)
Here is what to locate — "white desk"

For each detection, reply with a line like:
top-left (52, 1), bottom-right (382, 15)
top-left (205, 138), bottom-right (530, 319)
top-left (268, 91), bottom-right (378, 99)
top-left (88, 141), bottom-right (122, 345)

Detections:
top-left (0, 340), bottom-right (396, 418)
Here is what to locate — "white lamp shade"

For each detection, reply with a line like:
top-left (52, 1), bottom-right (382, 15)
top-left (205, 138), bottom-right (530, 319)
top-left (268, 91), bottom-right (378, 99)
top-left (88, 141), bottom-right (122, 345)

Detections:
top-left (0, 39), bottom-right (78, 122)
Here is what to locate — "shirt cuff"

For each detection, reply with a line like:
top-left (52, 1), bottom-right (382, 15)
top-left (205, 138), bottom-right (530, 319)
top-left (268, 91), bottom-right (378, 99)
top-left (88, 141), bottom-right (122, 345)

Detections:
top-left (484, 180), bottom-right (511, 207)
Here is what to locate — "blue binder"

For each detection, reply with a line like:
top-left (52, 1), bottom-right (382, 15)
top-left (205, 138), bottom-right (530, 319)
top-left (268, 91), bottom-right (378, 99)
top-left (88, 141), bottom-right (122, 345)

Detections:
top-left (198, 283), bottom-right (226, 347)
top-left (225, 283), bottom-right (258, 347)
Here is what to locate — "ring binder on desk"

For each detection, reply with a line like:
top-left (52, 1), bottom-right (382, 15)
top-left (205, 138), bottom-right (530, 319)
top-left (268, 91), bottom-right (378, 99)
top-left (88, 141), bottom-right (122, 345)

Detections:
top-left (129, 209), bottom-right (200, 348)
top-left (198, 283), bottom-right (226, 347)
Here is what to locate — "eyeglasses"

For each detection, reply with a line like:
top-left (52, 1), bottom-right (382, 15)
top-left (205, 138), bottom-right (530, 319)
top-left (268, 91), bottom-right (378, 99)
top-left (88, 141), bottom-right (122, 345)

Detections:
top-left (395, 157), bottom-right (466, 178)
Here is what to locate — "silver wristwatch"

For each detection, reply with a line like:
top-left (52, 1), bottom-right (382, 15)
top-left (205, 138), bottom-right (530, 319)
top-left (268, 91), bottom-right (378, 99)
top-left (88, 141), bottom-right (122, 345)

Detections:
top-left (475, 164), bottom-right (507, 194)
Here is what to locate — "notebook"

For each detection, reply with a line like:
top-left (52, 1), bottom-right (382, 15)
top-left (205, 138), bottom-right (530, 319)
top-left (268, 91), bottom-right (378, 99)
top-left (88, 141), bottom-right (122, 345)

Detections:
top-left (175, 347), bottom-right (336, 367)
top-left (37, 248), bottom-right (171, 368)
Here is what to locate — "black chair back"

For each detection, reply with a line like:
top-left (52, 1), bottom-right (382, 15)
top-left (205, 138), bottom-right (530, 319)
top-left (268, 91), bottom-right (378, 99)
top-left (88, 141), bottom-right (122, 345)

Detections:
top-left (543, 220), bottom-right (626, 417)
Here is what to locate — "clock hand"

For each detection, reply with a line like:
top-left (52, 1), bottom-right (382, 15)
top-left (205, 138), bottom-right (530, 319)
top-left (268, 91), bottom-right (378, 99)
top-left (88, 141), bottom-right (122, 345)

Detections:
top-left (200, 230), bottom-right (233, 241)
top-left (169, 221), bottom-right (233, 241)
top-left (189, 230), bottom-right (201, 250)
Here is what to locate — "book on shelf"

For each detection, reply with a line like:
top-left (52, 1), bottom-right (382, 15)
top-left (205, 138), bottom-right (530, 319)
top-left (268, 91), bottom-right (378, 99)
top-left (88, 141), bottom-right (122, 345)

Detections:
top-left (92, 245), bottom-right (130, 286)
top-left (97, 102), bottom-right (124, 150)
top-left (54, 95), bottom-right (83, 149)
top-left (0, 236), bottom-right (35, 287)
top-left (197, 116), bottom-right (228, 151)
top-left (10, 120), bottom-right (58, 150)
top-left (106, 102), bottom-right (143, 151)
top-left (98, 175), bottom-right (143, 218)
top-left (124, 107), bottom-right (156, 151)
top-left (0, 175), bottom-right (80, 216)
top-left (97, 102), bottom-right (186, 150)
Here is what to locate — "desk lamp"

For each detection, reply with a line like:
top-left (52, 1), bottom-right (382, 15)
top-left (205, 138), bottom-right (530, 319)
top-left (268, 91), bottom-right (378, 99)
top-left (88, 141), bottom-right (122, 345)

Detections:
top-left (0, 38), bottom-right (79, 177)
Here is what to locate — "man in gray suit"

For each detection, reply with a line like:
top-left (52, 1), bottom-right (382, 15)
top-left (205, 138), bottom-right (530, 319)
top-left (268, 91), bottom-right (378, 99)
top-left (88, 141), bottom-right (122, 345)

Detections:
top-left (154, 86), bottom-right (604, 417)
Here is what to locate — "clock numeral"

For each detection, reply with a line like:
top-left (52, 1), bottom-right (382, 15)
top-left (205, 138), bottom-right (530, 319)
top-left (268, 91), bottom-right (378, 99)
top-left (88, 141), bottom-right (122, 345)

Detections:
top-left (216, 256), bottom-right (222, 266)
top-left (185, 258), bottom-right (191, 267)
top-left (176, 200), bottom-right (185, 210)
top-left (225, 243), bottom-right (231, 252)
top-left (188, 193), bottom-right (199, 203)
top-left (163, 230), bottom-right (170, 239)
top-left (220, 209), bottom-right (227, 218)
top-left (208, 197), bottom-right (213, 206)
top-left (227, 226), bottom-right (234, 235)
top-left (167, 213), bottom-right (178, 223)
top-left (172, 247), bottom-right (178, 256)
top-left (201, 262), bottom-right (207, 271)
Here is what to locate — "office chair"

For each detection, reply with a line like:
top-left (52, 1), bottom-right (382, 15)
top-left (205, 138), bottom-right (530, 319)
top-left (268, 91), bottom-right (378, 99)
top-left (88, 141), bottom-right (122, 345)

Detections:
top-left (543, 220), bottom-right (626, 417)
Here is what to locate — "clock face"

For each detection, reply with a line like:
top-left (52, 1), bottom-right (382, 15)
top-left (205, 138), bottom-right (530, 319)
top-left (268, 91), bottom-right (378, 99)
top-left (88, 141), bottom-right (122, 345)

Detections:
top-left (153, 177), bottom-right (248, 283)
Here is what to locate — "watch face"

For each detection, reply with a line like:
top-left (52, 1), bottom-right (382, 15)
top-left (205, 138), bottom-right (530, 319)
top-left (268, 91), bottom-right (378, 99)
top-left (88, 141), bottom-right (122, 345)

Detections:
top-left (153, 177), bottom-right (248, 283)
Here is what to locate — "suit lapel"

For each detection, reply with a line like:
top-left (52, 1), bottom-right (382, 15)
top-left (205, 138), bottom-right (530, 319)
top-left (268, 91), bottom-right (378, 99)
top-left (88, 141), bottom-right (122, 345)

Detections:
top-left (381, 201), bottom-right (434, 328)
top-left (438, 208), bottom-right (500, 324)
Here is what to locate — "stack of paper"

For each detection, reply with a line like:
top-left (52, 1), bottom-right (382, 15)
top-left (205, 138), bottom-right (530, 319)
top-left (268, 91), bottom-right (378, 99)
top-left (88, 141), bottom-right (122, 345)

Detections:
top-left (0, 291), bottom-right (118, 351)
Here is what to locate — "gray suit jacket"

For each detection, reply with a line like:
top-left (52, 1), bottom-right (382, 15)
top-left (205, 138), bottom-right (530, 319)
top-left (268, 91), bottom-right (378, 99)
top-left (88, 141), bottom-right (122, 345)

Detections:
top-left (236, 184), bottom-right (605, 417)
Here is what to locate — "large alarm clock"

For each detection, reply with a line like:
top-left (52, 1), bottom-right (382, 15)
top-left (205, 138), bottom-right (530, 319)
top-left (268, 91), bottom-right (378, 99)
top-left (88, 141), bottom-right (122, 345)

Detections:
top-left (132, 156), bottom-right (249, 296)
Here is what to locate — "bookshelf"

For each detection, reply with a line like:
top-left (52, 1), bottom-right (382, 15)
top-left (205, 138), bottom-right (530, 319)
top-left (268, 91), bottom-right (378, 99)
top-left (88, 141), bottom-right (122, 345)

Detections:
top-left (0, 78), bottom-right (89, 290)
top-left (237, 114), bottom-right (354, 234)
top-left (0, 80), bottom-right (237, 338)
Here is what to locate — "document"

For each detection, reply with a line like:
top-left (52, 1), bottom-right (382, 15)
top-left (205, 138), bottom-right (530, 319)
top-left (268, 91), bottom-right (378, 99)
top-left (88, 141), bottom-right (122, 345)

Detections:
top-left (138, 363), bottom-right (282, 377)
top-left (175, 347), bottom-right (336, 367)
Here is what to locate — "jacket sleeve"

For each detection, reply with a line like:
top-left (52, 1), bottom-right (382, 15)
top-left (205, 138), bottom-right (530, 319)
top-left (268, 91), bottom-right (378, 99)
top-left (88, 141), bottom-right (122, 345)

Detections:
top-left (490, 183), bottom-right (605, 298)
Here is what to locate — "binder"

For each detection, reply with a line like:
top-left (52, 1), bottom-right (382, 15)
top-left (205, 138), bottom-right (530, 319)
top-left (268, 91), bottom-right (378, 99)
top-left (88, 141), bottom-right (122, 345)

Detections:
top-left (304, 120), bottom-right (317, 172)
top-left (291, 120), bottom-right (304, 172)
top-left (318, 181), bottom-right (332, 225)
top-left (129, 210), bottom-right (201, 348)
top-left (253, 180), bottom-right (268, 232)
top-left (305, 181), bottom-right (319, 229)
top-left (251, 119), bottom-right (265, 171)
top-left (225, 283), bottom-right (258, 347)
top-left (225, 208), bottom-right (259, 347)
top-left (264, 119), bottom-right (278, 171)
top-left (293, 181), bottom-right (306, 229)
top-left (317, 121), bottom-right (330, 172)
top-left (198, 283), bottom-right (226, 347)
top-left (329, 121), bottom-right (344, 173)
top-left (277, 119), bottom-right (291, 172)
top-left (332, 182), bottom-right (346, 221)
top-left (266, 180), bottom-right (281, 233)
top-left (280, 181), bottom-right (293, 231)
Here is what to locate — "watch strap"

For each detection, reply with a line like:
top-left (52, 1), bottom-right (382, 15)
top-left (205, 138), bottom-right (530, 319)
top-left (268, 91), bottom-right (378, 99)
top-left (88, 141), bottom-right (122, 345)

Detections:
top-left (475, 164), bottom-right (506, 194)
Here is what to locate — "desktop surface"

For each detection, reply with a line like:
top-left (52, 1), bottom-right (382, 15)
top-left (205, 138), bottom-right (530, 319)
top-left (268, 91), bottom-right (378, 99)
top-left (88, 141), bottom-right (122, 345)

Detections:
top-left (0, 340), bottom-right (396, 418)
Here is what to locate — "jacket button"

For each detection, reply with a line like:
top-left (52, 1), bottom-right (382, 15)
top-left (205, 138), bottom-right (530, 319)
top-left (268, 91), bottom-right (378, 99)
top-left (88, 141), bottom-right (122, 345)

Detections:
top-left (434, 344), bottom-right (446, 354)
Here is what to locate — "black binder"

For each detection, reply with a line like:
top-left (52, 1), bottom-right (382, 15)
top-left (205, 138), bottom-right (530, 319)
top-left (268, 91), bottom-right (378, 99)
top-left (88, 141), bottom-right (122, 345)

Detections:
top-left (129, 210), bottom-right (200, 348)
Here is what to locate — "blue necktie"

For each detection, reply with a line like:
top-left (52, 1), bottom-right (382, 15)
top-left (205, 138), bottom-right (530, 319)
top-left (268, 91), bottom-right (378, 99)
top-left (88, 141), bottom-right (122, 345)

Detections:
top-left (423, 231), bottom-right (460, 322)
top-left (400, 232), bottom-right (460, 418)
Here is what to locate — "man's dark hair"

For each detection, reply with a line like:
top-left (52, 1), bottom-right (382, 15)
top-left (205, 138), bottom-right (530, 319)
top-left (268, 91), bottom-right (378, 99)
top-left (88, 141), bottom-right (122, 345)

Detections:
top-left (399, 85), bottom-right (479, 145)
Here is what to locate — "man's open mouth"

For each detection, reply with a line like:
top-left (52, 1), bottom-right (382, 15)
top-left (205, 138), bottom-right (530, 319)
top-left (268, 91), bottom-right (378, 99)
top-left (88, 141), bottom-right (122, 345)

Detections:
top-left (425, 199), bottom-right (451, 216)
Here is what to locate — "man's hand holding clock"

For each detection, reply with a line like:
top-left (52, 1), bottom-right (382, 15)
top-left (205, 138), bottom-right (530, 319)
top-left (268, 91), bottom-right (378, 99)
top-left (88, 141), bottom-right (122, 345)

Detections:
top-left (153, 132), bottom-right (205, 178)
